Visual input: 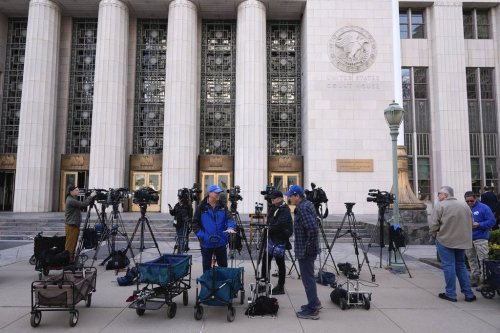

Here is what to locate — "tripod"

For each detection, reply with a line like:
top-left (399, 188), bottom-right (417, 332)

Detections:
top-left (74, 199), bottom-right (107, 267)
top-left (317, 204), bottom-right (339, 276)
top-left (228, 201), bottom-right (256, 273)
top-left (367, 203), bottom-right (388, 268)
top-left (388, 224), bottom-right (412, 278)
top-left (97, 202), bottom-right (136, 266)
top-left (323, 203), bottom-right (376, 282)
top-left (125, 202), bottom-right (162, 264)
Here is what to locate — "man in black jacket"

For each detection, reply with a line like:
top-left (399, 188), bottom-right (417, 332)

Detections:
top-left (261, 190), bottom-right (293, 295)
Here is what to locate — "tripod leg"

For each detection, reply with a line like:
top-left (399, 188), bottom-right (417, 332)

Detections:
top-left (144, 217), bottom-right (162, 256)
top-left (286, 249), bottom-right (301, 279)
top-left (232, 212), bottom-right (256, 273)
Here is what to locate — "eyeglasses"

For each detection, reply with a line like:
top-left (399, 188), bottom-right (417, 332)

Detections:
top-left (465, 200), bottom-right (475, 203)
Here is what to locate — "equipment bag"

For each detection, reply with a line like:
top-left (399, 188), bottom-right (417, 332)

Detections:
top-left (245, 296), bottom-right (279, 316)
top-left (316, 269), bottom-right (336, 287)
top-left (268, 239), bottom-right (286, 259)
top-left (106, 250), bottom-right (130, 270)
top-left (83, 227), bottom-right (98, 249)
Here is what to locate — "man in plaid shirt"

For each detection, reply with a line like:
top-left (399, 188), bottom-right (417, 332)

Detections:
top-left (285, 185), bottom-right (321, 320)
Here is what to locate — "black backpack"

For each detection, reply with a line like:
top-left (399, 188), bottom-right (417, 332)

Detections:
top-left (245, 296), bottom-right (279, 316)
top-left (106, 250), bottom-right (130, 270)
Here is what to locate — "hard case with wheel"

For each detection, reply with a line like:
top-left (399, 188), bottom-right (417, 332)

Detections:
top-left (30, 266), bottom-right (97, 327)
top-left (33, 234), bottom-right (69, 279)
top-left (128, 254), bottom-right (192, 318)
top-left (479, 259), bottom-right (500, 299)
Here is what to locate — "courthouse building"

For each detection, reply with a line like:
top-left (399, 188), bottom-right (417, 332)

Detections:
top-left (0, 0), bottom-right (498, 214)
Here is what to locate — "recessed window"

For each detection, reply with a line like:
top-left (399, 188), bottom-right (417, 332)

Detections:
top-left (463, 9), bottom-right (491, 39)
top-left (400, 9), bottom-right (425, 39)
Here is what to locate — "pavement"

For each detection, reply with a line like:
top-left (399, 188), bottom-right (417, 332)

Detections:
top-left (0, 239), bottom-right (500, 333)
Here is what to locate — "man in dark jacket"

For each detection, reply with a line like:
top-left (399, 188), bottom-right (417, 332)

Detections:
top-left (464, 191), bottom-right (496, 287)
top-left (260, 190), bottom-right (293, 295)
top-left (169, 190), bottom-right (193, 253)
top-left (192, 184), bottom-right (236, 272)
top-left (480, 186), bottom-right (498, 214)
top-left (65, 185), bottom-right (96, 262)
top-left (286, 185), bottom-right (321, 320)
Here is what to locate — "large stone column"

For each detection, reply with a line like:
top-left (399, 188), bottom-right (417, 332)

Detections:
top-left (89, 0), bottom-right (129, 189)
top-left (430, 3), bottom-right (471, 196)
top-left (14, 0), bottom-right (61, 212)
top-left (162, 0), bottom-right (199, 211)
top-left (234, 0), bottom-right (267, 214)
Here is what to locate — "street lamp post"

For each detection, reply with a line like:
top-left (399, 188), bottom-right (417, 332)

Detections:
top-left (384, 101), bottom-right (405, 225)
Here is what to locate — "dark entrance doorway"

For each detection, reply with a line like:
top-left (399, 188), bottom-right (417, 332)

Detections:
top-left (0, 171), bottom-right (15, 211)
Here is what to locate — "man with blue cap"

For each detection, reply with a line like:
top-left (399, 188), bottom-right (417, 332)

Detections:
top-left (192, 184), bottom-right (236, 272)
top-left (285, 184), bottom-right (321, 320)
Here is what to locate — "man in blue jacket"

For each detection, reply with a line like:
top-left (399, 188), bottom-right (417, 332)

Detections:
top-left (464, 191), bottom-right (496, 287)
top-left (192, 184), bottom-right (236, 272)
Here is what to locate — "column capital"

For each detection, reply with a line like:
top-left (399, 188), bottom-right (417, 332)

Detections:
top-left (237, 0), bottom-right (266, 11)
top-left (169, 0), bottom-right (198, 11)
top-left (30, 0), bottom-right (60, 12)
top-left (99, 0), bottom-right (129, 12)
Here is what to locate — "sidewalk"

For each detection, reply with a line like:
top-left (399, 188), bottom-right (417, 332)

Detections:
top-left (0, 241), bottom-right (499, 333)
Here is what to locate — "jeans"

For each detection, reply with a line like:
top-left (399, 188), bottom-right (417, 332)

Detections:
top-left (436, 240), bottom-right (474, 299)
top-left (298, 255), bottom-right (319, 311)
top-left (201, 246), bottom-right (228, 273)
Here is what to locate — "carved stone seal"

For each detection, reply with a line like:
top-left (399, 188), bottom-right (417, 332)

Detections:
top-left (328, 26), bottom-right (377, 73)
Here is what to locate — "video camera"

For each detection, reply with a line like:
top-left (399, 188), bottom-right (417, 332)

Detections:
top-left (304, 183), bottom-right (328, 206)
top-left (178, 183), bottom-right (202, 205)
top-left (227, 185), bottom-right (242, 203)
top-left (133, 186), bottom-right (159, 205)
top-left (260, 184), bottom-right (275, 205)
top-left (107, 187), bottom-right (131, 206)
top-left (79, 188), bottom-right (108, 203)
top-left (366, 189), bottom-right (394, 206)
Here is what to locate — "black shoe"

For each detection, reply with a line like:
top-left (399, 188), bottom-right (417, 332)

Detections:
top-left (438, 293), bottom-right (457, 302)
top-left (272, 286), bottom-right (285, 295)
top-left (465, 295), bottom-right (477, 302)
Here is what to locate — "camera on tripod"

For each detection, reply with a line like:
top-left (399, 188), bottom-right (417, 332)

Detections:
top-left (80, 188), bottom-right (108, 203)
top-left (227, 185), bottom-right (242, 203)
top-left (304, 183), bottom-right (328, 205)
top-left (107, 187), bottom-right (131, 206)
top-left (366, 189), bottom-right (394, 206)
top-left (178, 183), bottom-right (202, 205)
top-left (260, 184), bottom-right (275, 204)
top-left (133, 187), bottom-right (159, 205)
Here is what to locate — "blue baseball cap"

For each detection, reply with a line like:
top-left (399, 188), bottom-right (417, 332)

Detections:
top-left (207, 184), bottom-right (223, 193)
top-left (284, 185), bottom-right (304, 196)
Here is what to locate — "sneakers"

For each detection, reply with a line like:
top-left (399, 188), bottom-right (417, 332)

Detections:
top-left (300, 302), bottom-right (323, 311)
top-left (438, 293), bottom-right (457, 302)
top-left (465, 295), bottom-right (477, 302)
top-left (296, 309), bottom-right (319, 320)
top-left (271, 285), bottom-right (285, 295)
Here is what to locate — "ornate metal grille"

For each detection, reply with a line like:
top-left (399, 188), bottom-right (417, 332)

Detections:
top-left (66, 19), bottom-right (97, 154)
top-left (402, 67), bottom-right (431, 200)
top-left (133, 20), bottom-right (167, 154)
top-left (200, 21), bottom-right (236, 156)
top-left (0, 18), bottom-right (27, 154)
top-left (467, 67), bottom-right (498, 192)
top-left (267, 21), bottom-right (301, 156)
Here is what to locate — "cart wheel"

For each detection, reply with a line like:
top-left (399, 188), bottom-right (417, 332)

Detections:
top-left (85, 293), bottom-right (92, 307)
top-left (339, 297), bottom-right (347, 310)
top-left (29, 255), bottom-right (37, 266)
top-left (69, 310), bottom-right (79, 327)
top-left (30, 311), bottom-right (41, 327)
top-left (362, 294), bottom-right (370, 310)
top-left (240, 290), bottom-right (245, 305)
top-left (194, 305), bottom-right (203, 320)
top-left (227, 306), bottom-right (235, 322)
top-left (183, 290), bottom-right (189, 306)
top-left (167, 302), bottom-right (177, 319)
top-left (43, 268), bottom-right (49, 276)
top-left (480, 286), bottom-right (496, 299)
top-left (136, 300), bottom-right (146, 316)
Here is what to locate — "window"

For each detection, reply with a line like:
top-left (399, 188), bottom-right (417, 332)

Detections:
top-left (133, 20), bottom-right (167, 155)
top-left (0, 18), bottom-right (27, 154)
top-left (200, 22), bottom-right (236, 156)
top-left (402, 67), bottom-right (432, 200)
top-left (467, 68), bottom-right (498, 193)
top-left (463, 9), bottom-right (491, 39)
top-left (267, 21), bottom-right (301, 156)
top-left (66, 19), bottom-right (97, 154)
top-left (400, 9), bottom-right (425, 39)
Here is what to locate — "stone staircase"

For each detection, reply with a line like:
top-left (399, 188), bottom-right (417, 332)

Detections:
top-left (0, 212), bottom-right (373, 245)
